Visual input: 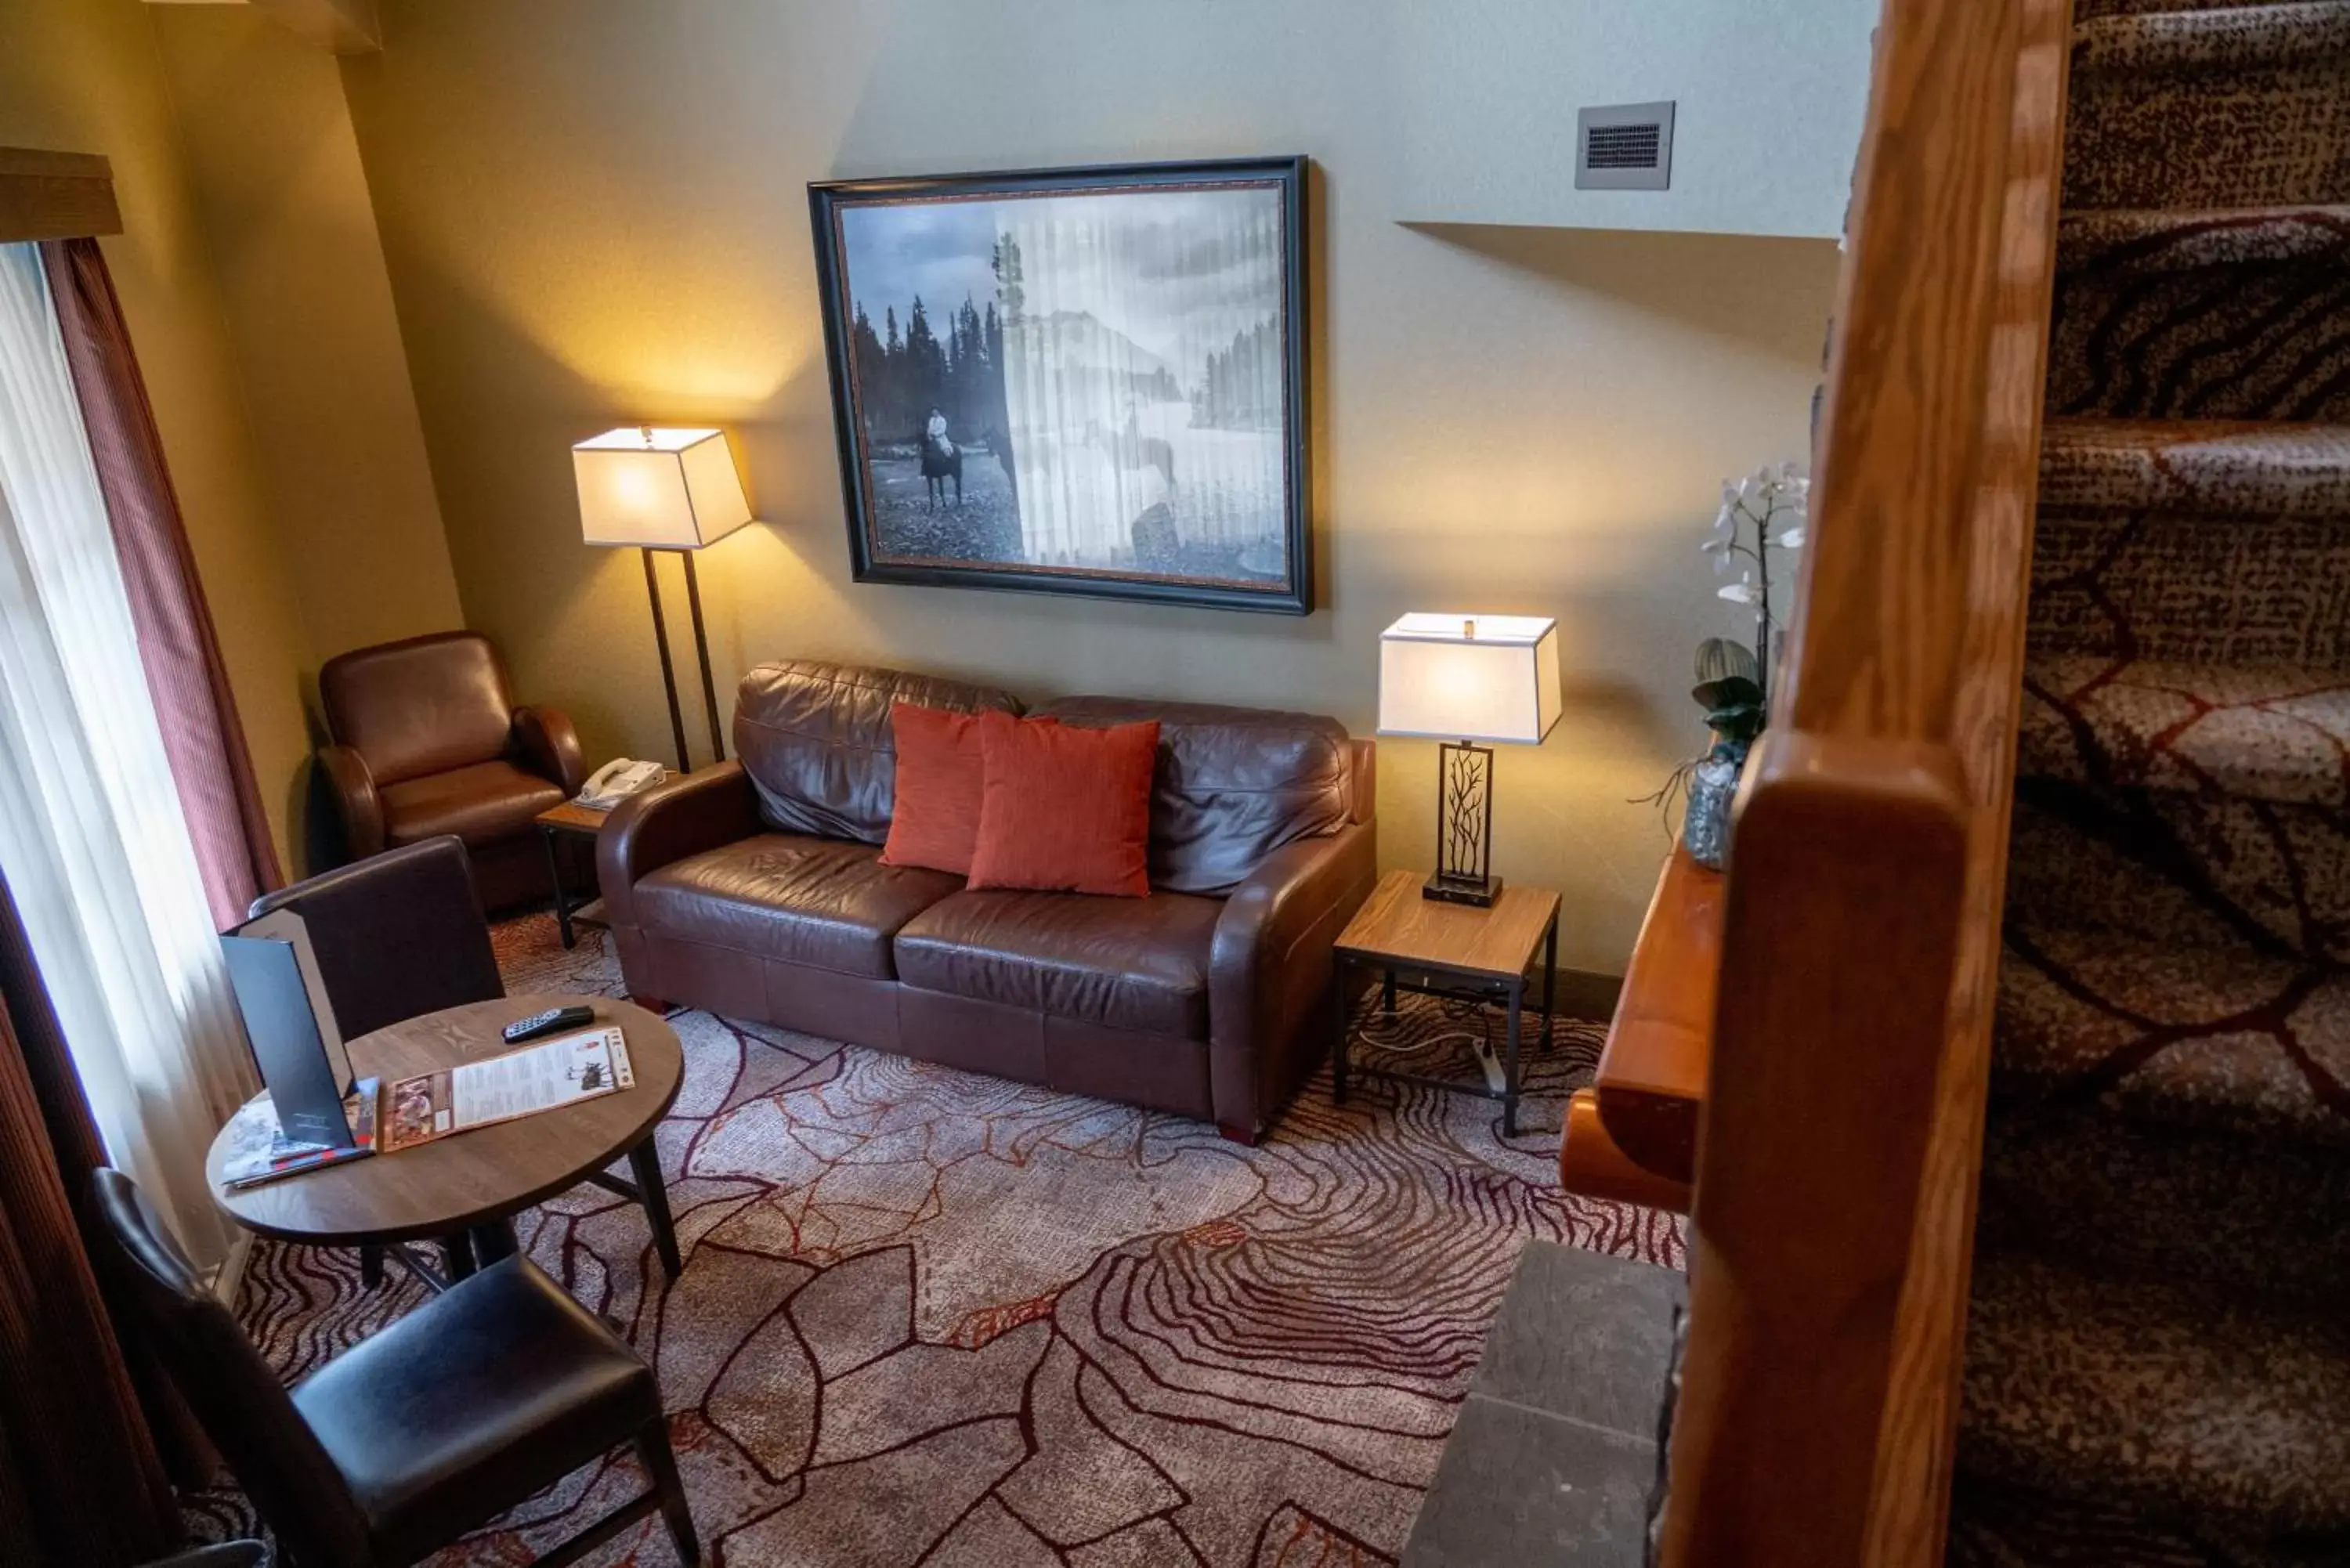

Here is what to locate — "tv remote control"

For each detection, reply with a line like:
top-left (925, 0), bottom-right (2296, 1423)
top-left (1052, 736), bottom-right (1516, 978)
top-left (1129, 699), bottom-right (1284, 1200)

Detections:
top-left (503, 1005), bottom-right (596, 1044)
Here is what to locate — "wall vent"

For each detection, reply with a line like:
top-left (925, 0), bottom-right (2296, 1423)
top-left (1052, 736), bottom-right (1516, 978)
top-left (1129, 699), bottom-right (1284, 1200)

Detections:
top-left (1576, 101), bottom-right (1676, 191)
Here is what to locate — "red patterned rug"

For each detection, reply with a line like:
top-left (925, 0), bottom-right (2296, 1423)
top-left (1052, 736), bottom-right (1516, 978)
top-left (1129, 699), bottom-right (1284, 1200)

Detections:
top-left (185, 914), bottom-right (1681, 1566)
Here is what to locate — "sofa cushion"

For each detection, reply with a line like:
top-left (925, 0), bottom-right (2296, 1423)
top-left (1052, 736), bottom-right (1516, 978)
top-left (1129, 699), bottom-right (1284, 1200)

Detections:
top-left (634, 833), bottom-right (963, 979)
top-left (379, 760), bottom-right (565, 848)
top-left (734, 661), bottom-right (1024, 845)
top-left (969, 717), bottom-right (1158, 898)
top-left (894, 888), bottom-right (1223, 1038)
top-left (1028, 697), bottom-right (1353, 894)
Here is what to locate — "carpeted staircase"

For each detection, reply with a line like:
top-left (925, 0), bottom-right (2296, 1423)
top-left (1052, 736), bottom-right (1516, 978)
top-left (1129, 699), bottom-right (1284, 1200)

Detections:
top-left (1947, 2), bottom-right (2350, 1563)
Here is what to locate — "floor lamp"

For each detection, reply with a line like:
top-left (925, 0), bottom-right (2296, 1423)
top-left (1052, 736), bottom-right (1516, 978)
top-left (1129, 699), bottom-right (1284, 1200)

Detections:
top-left (573, 427), bottom-right (754, 773)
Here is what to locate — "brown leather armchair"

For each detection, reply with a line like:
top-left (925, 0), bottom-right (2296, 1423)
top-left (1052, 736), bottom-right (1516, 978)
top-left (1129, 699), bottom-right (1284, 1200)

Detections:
top-left (316, 632), bottom-right (587, 910)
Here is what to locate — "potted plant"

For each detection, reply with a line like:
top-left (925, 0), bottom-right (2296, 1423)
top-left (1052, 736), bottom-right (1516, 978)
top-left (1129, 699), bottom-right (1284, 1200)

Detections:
top-left (1678, 461), bottom-right (1806, 869)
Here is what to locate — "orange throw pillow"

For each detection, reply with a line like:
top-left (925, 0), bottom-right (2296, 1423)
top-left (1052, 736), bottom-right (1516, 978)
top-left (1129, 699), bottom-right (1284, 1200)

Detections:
top-left (879, 704), bottom-right (1028, 877)
top-left (970, 717), bottom-right (1159, 897)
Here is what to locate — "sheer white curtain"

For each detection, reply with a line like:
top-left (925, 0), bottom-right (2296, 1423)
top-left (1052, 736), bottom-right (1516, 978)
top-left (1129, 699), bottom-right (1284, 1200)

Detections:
top-left (0, 242), bottom-right (252, 1272)
top-left (998, 187), bottom-right (1289, 569)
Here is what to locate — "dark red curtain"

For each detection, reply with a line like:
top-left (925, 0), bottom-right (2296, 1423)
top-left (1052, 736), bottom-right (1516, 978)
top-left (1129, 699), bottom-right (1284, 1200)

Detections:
top-left (0, 869), bottom-right (183, 1567)
top-left (39, 237), bottom-right (282, 930)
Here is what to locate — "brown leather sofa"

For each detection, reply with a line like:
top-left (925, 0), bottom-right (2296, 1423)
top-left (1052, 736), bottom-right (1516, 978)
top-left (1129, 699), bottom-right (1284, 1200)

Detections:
top-left (599, 660), bottom-right (1377, 1141)
top-left (316, 632), bottom-right (588, 910)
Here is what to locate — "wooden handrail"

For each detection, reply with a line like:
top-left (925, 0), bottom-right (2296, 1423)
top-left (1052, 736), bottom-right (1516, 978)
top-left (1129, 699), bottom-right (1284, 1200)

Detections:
top-left (1654, 0), bottom-right (2070, 1564)
top-left (1559, 845), bottom-right (1716, 1212)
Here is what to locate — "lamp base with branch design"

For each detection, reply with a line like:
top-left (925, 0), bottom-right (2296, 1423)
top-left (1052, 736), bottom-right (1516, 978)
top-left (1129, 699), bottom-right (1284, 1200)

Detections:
top-left (1424, 739), bottom-right (1502, 907)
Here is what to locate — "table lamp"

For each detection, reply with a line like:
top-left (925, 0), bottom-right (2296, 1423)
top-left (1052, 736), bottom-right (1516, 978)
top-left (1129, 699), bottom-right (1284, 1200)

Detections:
top-left (1377, 612), bottom-right (1562, 906)
top-left (573, 426), bottom-right (754, 772)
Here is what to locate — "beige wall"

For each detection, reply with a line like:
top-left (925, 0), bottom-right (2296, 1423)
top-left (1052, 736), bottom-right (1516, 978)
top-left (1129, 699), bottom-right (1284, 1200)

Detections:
top-left (0, 0), bottom-right (315, 872)
top-left (338, 0), bottom-right (1838, 976)
top-left (149, 5), bottom-right (464, 666)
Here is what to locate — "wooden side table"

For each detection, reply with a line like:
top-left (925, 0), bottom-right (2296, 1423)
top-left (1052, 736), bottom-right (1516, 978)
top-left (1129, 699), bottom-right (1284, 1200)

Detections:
top-left (1332, 869), bottom-right (1561, 1136)
top-left (535, 798), bottom-right (610, 948)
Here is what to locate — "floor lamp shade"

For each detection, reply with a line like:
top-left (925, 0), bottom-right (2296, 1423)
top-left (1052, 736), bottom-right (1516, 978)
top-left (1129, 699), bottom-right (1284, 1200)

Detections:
top-left (573, 427), bottom-right (754, 773)
top-left (573, 427), bottom-right (752, 550)
top-left (1376, 613), bottom-right (1561, 906)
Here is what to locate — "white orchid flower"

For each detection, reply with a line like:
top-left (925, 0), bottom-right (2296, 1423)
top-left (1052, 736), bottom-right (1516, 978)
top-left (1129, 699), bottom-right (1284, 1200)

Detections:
top-left (1717, 581), bottom-right (1757, 605)
top-left (1775, 527), bottom-right (1806, 549)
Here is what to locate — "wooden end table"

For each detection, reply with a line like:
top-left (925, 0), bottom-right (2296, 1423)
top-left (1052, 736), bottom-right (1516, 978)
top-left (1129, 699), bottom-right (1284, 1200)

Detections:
top-left (535, 799), bottom-right (610, 948)
top-left (1332, 869), bottom-right (1561, 1137)
top-left (207, 993), bottom-right (686, 1288)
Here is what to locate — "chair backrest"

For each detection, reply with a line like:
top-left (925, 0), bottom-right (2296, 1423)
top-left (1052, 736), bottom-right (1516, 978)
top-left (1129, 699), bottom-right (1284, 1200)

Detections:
top-left (89, 1169), bottom-right (370, 1568)
top-left (246, 836), bottom-right (502, 1041)
top-left (732, 659), bottom-right (1024, 844)
top-left (319, 631), bottom-right (515, 786)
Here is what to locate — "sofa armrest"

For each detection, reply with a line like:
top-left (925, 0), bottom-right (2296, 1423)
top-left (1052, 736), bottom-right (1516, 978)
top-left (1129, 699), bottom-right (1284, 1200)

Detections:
top-left (1208, 817), bottom-right (1379, 1139)
top-left (597, 760), bottom-right (761, 929)
top-left (316, 744), bottom-right (384, 861)
top-left (512, 704), bottom-right (588, 795)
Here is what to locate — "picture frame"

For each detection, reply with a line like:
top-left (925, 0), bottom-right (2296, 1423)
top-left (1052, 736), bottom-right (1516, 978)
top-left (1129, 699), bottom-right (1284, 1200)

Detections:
top-left (809, 156), bottom-right (1311, 616)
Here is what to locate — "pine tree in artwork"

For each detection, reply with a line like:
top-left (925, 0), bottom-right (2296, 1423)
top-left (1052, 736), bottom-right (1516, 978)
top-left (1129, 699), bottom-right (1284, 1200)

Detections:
top-left (906, 295), bottom-right (945, 431)
top-left (850, 303), bottom-right (885, 421)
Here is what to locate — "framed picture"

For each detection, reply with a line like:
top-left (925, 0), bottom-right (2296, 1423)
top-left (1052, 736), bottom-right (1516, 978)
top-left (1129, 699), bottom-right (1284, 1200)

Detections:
top-left (809, 157), bottom-right (1311, 615)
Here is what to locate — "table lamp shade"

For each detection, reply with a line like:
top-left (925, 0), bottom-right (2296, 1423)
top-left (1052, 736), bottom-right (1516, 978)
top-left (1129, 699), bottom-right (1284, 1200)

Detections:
top-left (1377, 613), bottom-right (1562, 744)
top-left (573, 427), bottom-right (753, 550)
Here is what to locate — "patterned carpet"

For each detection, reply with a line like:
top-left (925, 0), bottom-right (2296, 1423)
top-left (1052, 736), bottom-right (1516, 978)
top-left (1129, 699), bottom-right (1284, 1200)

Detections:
top-left (183, 913), bottom-right (1681, 1566)
top-left (1949, 0), bottom-right (2350, 1559)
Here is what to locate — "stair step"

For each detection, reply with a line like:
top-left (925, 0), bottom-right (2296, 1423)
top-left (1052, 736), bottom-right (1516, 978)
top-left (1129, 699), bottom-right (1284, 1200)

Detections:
top-left (1980, 1098), bottom-right (2350, 1303)
top-left (2080, 0), bottom-right (2323, 18)
top-left (2040, 417), bottom-right (2350, 518)
top-left (1947, 1470), bottom-right (2317, 1568)
top-left (2059, 203), bottom-right (2350, 273)
top-left (2003, 782), bottom-right (2350, 963)
top-left (2063, 4), bottom-right (2350, 210)
top-left (2047, 207), bottom-right (2350, 421)
top-left (2074, 2), bottom-right (2350, 78)
top-left (1998, 926), bottom-right (2350, 1141)
top-left (1960, 1250), bottom-right (2350, 1537)
top-left (2019, 655), bottom-right (2350, 806)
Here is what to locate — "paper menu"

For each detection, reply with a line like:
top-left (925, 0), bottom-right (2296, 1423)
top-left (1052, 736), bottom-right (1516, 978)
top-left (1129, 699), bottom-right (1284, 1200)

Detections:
top-left (382, 1026), bottom-right (634, 1153)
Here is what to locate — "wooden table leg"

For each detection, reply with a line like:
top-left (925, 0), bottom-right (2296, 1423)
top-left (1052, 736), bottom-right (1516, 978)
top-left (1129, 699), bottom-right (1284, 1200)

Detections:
top-left (438, 1231), bottom-right (477, 1282)
top-left (629, 1136), bottom-right (683, 1279)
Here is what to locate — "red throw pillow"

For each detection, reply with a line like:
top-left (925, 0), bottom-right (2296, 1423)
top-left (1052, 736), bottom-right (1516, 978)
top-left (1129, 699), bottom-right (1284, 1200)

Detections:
top-left (879, 704), bottom-right (1029, 877)
top-left (969, 717), bottom-right (1159, 898)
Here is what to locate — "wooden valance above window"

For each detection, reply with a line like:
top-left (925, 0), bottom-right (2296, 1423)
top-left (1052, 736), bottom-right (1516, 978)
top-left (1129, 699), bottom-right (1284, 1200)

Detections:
top-left (0, 150), bottom-right (121, 246)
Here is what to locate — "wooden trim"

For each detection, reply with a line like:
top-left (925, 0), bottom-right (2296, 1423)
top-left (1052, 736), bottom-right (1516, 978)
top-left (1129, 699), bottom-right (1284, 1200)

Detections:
top-left (1559, 845), bottom-right (1716, 1211)
top-left (1650, 0), bottom-right (2072, 1563)
top-left (1562, 1090), bottom-right (1692, 1212)
top-left (0, 149), bottom-right (120, 244)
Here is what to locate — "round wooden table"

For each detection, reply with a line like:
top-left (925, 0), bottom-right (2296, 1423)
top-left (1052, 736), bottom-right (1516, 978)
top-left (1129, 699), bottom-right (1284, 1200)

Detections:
top-left (207, 993), bottom-right (685, 1288)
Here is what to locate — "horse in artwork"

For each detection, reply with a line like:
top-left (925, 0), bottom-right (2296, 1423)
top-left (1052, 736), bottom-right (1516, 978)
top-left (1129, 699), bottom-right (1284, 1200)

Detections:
top-left (921, 419), bottom-right (963, 508)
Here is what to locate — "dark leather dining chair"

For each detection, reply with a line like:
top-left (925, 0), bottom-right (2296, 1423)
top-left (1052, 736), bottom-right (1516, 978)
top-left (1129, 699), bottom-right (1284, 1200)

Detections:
top-left (248, 836), bottom-right (504, 1043)
top-left (317, 630), bottom-right (586, 911)
top-left (92, 1169), bottom-right (699, 1568)
top-left (248, 836), bottom-right (685, 1283)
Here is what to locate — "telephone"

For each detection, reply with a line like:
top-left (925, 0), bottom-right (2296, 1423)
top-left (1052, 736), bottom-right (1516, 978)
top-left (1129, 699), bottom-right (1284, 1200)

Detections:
top-left (577, 758), bottom-right (667, 810)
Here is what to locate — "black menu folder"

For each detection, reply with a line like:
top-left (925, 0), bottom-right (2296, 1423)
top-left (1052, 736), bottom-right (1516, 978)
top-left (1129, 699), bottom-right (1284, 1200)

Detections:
top-left (221, 932), bottom-right (357, 1152)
